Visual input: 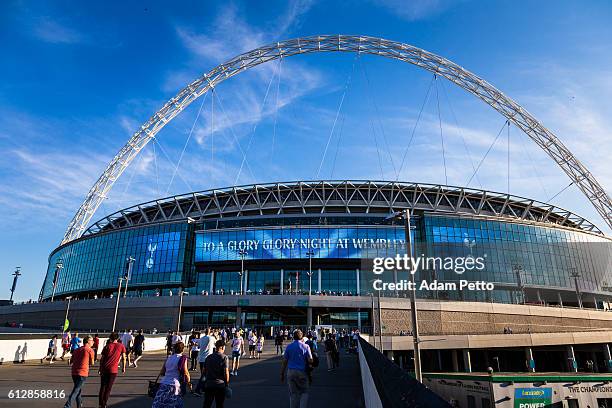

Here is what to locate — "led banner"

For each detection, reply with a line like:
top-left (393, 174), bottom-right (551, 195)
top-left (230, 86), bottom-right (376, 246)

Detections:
top-left (195, 226), bottom-right (407, 261)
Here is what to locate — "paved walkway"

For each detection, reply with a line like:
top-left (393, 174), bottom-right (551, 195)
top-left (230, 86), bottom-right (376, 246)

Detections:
top-left (0, 345), bottom-right (364, 407)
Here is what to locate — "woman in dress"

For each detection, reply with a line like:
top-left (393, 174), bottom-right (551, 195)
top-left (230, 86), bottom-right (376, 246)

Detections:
top-left (152, 342), bottom-right (190, 408)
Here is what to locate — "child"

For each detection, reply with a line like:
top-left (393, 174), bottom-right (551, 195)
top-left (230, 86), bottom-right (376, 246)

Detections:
top-left (256, 334), bottom-right (264, 359)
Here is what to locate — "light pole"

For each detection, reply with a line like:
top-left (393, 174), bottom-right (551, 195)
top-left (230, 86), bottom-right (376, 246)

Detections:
top-left (123, 257), bottom-right (135, 298)
top-left (238, 249), bottom-right (247, 295)
top-left (306, 250), bottom-right (315, 295)
top-left (177, 290), bottom-right (189, 332)
top-left (9, 267), bottom-right (22, 303)
top-left (570, 269), bottom-right (583, 309)
top-left (63, 296), bottom-right (72, 332)
top-left (112, 276), bottom-right (124, 333)
top-left (386, 209), bottom-right (422, 382)
top-left (51, 260), bottom-right (63, 302)
top-left (492, 356), bottom-right (501, 372)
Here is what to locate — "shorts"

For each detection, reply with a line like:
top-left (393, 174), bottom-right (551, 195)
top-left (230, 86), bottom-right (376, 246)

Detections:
top-left (249, 345), bottom-right (255, 352)
top-left (62, 344), bottom-right (69, 351)
top-left (133, 348), bottom-right (143, 357)
top-left (232, 351), bottom-right (241, 359)
top-left (257, 349), bottom-right (262, 353)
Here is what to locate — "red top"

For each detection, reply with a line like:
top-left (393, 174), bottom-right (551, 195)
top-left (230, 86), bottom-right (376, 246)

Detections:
top-left (71, 346), bottom-right (94, 377)
top-left (100, 342), bottom-right (126, 374)
top-left (93, 337), bottom-right (100, 349)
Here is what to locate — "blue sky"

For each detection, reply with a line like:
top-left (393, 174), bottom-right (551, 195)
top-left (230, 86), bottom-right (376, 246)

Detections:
top-left (1, 0), bottom-right (611, 301)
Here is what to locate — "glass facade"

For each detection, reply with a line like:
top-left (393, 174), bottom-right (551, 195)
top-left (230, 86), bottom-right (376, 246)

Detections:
top-left (42, 212), bottom-right (611, 305)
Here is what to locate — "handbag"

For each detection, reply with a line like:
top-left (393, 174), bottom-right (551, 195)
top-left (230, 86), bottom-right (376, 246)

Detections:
top-left (224, 386), bottom-right (233, 399)
top-left (148, 376), bottom-right (160, 397)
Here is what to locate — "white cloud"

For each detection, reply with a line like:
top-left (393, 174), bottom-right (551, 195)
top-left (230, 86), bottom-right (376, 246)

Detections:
top-left (33, 17), bottom-right (84, 45)
top-left (372, 0), bottom-right (456, 21)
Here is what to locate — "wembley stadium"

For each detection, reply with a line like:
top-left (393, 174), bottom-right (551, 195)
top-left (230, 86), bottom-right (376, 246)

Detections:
top-left (4, 35), bottom-right (612, 376)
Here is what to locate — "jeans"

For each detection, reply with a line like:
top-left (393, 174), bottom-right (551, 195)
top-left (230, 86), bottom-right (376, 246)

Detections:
top-left (98, 372), bottom-right (117, 408)
top-left (287, 369), bottom-right (309, 408)
top-left (276, 344), bottom-right (283, 354)
top-left (203, 387), bottom-right (225, 408)
top-left (64, 375), bottom-right (86, 408)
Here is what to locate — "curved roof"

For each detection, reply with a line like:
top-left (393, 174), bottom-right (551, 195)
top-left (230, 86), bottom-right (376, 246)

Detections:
top-left (81, 181), bottom-right (603, 236)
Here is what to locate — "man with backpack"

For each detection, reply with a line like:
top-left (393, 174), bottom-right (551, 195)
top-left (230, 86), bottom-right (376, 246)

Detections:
top-left (280, 330), bottom-right (313, 408)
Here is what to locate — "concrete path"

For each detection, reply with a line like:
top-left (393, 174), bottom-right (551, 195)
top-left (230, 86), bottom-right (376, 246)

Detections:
top-left (0, 345), bottom-right (364, 407)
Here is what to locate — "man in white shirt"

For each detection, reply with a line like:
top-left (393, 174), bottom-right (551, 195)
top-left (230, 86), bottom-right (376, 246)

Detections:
top-left (171, 331), bottom-right (183, 345)
top-left (193, 327), bottom-right (216, 396)
top-left (121, 330), bottom-right (134, 365)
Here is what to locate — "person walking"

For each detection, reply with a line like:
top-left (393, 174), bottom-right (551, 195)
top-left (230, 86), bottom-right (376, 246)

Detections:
top-left (121, 330), bottom-right (134, 366)
top-left (60, 330), bottom-right (71, 361)
top-left (131, 329), bottom-right (145, 368)
top-left (92, 333), bottom-right (100, 362)
top-left (248, 330), bottom-right (257, 359)
top-left (275, 330), bottom-right (284, 355)
top-left (202, 339), bottom-right (230, 408)
top-left (280, 330), bottom-right (313, 408)
top-left (256, 333), bottom-right (264, 359)
top-left (189, 332), bottom-right (200, 371)
top-left (98, 332), bottom-right (127, 408)
top-left (64, 335), bottom-right (94, 408)
top-left (193, 328), bottom-right (216, 396)
top-left (68, 332), bottom-right (82, 364)
top-left (151, 342), bottom-right (190, 408)
top-left (230, 331), bottom-right (244, 376)
top-left (324, 333), bottom-right (338, 371)
top-left (41, 334), bottom-right (58, 364)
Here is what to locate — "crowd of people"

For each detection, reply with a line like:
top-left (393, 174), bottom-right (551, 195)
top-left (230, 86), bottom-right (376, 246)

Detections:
top-left (42, 325), bottom-right (361, 408)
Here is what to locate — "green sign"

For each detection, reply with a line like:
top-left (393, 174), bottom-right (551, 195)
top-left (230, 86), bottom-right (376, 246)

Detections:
top-left (264, 321), bottom-right (282, 326)
top-left (514, 388), bottom-right (552, 408)
top-left (297, 300), bottom-right (309, 307)
top-left (238, 299), bottom-right (250, 306)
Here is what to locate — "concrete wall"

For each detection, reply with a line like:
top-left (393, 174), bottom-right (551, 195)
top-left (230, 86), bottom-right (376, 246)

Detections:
top-left (0, 334), bottom-right (168, 364)
top-left (358, 340), bottom-right (383, 408)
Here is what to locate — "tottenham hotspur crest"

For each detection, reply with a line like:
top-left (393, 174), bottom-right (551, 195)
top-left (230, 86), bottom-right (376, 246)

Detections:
top-left (146, 239), bottom-right (157, 269)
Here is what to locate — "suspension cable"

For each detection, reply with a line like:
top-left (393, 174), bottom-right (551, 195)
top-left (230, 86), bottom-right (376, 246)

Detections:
top-left (439, 79), bottom-right (483, 189)
top-left (165, 91), bottom-right (209, 195)
top-left (153, 137), bottom-right (193, 193)
top-left (359, 58), bottom-right (397, 177)
top-left (465, 120), bottom-right (509, 188)
top-left (395, 74), bottom-right (435, 181)
top-left (316, 54), bottom-right (359, 179)
top-left (330, 116), bottom-right (346, 179)
top-left (233, 59), bottom-right (279, 184)
top-left (517, 130), bottom-right (550, 198)
top-left (507, 120), bottom-right (510, 194)
top-left (152, 140), bottom-right (160, 196)
top-left (434, 75), bottom-right (448, 185)
top-left (548, 181), bottom-right (575, 203)
top-left (272, 58), bottom-right (283, 158)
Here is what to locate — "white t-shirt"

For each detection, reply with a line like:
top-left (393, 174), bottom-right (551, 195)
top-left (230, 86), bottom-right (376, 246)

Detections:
top-left (171, 334), bottom-right (183, 345)
top-left (198, 335), bottom-right (216, 362)
top-left (232, 337), bottom-right (243, 352)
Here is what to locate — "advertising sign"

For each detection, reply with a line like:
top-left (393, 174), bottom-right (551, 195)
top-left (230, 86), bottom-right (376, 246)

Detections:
top-left (514, 388), bottom-right (552, 408)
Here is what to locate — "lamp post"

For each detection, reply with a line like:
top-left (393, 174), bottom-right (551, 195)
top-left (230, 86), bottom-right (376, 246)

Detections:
top-left (386, 209), bottom-right (422, 382)
top-left (238, 249), bottom-right (247, 295)
top-left (306, 250), bottom-right (315, 295)
top-left (9, 267), bottom-right (22, 303)
top-left (51, 260), bottom-right (63, 302)
top-left (112, 276), bottom-right (124, 333)
top-left (123, 257), bottom-right (135, 298)
top-left (570, 269), bottom-right (583, 309)
top-left (177, 290), bottom-right (189, 332)
top-left (63, 296), bottom-right (72, 332)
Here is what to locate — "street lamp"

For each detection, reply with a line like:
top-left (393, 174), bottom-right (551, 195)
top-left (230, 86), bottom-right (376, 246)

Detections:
top-left (238, 249), bottom-right (247, 295)
top-left (306, 250), bottom-right (315, 295)
top-left (570, 269), bottom-right (583, 309)
top-left (51, 260), bottom-right (64, 302)
top-left (177, 290), bottom-right (189, 332)
top-left (9, 267), bottom-right (22, 303)
top-left (386, 209), bottom-right (422, 382)
top-left (123, 257), bottom-right (135, 298)
top-left (63, 296), bottom-right (72, 332)
top-left (492, 356), bottom-right (501, 373)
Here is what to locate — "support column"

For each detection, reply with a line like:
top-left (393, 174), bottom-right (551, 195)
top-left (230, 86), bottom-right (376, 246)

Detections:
top-left (280, 269), bottom-right (284, 295)
top-left (210, 270), bottom-right (215, 294)
top-left (603, 344), bottom-right (612, 372)
top-left (244, 270), bottom-right (249, 293)
top-left (318, 268), bottom-right (322, 293)
top-left (236, 306), bottom-right (242, 328)
top-left (558, 292), bottom-right (564, 308)
top-left (452, 350), bottom-right (459, 372)
top-left (307, 307), bottom-right (313, 329)
top-left (437, 350), bottom-right (444, 371)
top-left (357, 310), bottom-right (362, 330)
top-left (525, 347), bottom-right (535, 372)
top-left (463, 349), bottom-right (472, 373)
top-left (356, 268), bottom-right (360, 295)
top-left (594, 296), bottom-right (599, 310)
top-left (567, 345), bottom-right (578, 373)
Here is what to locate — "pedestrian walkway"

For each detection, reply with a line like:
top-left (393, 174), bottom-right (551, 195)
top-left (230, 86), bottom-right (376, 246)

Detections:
top-left (0, 344), bottom-right (364, 407)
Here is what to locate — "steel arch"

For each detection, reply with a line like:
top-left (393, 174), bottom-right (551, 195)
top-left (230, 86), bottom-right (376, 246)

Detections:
top-left (62, 34), bottom-right (612, 244)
